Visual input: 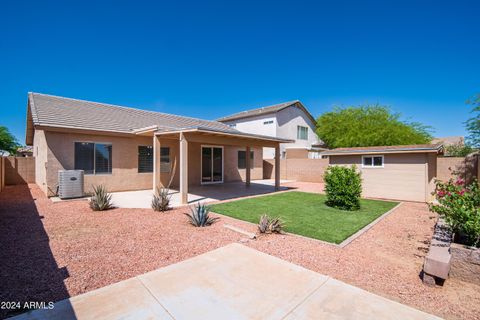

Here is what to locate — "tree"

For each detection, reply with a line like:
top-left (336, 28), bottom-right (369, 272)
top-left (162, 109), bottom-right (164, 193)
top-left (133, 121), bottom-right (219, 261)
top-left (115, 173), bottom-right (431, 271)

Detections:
top-left (315, 104), bottom-right (433, 148)
top-left (444, 143), bottom-right (474, 157)
top-left (465, 94), bottom-right (480, 148)
top-left (0, 126), bottom-right (19, 154)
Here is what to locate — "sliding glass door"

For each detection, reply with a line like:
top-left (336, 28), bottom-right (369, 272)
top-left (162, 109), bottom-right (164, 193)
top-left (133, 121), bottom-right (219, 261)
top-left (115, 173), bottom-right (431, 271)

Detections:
top-left (201, 146), bottom-right (223, 184)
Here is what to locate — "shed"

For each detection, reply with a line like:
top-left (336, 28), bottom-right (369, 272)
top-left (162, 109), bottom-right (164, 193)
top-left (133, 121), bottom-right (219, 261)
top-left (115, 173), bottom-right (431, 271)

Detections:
top-left (321, 144), bottom-right (444, 202)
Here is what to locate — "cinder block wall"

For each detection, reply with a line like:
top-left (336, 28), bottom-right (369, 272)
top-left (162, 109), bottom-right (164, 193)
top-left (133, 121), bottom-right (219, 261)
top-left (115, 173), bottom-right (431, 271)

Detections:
top-left (437, 156), bottom-right (478, 183)
top-left (0, 157), bottom-right (5, 192)
top-left (5, 157), bottom-right (35, 185)
top-left (263, 158), bottom-right (328, 182)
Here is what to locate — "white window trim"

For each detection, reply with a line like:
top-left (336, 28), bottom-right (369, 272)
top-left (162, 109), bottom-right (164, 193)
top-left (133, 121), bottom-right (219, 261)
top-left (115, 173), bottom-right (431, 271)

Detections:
top-left (297, 125), bottom-right (308, 140)
top-left (200, 145), bottom-right (224, 185)
top-left (74, 141), bottom-right (113, 175)
top-left (361, 155), bottom-right (384, 168)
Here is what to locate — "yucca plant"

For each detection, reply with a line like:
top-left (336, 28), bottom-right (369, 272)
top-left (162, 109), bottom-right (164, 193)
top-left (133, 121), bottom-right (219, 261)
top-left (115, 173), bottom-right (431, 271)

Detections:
top-left (151, 187), bottom-right (171, 212)
top-left (184, 203), bottom-right (219, 227)
top-left (89, 185), bottom-right (114, 211)
top-left (258, 214), bottom-right (285, 234)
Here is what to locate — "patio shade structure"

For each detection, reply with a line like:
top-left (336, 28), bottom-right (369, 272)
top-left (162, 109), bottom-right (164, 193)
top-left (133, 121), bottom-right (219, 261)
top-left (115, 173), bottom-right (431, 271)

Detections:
top-left (136, 126), bottom-right (292, 204)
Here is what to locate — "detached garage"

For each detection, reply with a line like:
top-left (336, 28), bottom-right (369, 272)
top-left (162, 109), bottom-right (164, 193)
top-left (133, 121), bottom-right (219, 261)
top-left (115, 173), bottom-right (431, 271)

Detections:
top-left (322, 144), bottom-right (444, 202)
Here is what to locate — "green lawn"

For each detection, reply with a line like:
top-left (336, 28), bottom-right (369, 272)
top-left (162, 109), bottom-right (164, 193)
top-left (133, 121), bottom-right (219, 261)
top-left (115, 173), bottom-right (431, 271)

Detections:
top-left (210, 191), bottom-right (398, 244)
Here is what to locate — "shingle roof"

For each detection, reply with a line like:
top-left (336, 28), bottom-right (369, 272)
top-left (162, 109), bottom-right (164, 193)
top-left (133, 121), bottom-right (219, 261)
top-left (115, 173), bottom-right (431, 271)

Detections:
top-left (28, 92), bottom-right (236, 134)
top-left (321, 143), bottom-right (444, 156)
top-left (27, 93), bottom-right (293, 144)
top-left (216, 100), bottom-right (316, 123)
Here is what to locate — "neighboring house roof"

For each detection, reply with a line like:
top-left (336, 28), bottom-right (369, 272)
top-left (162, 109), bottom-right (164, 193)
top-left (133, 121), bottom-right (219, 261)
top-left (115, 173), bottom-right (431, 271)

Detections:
top-left (216, 100), bottom-right (316, 124)
top-left (321, 143), bottom-right (444, 156)
top-left (431, 136), bottom-right (464, 146)
top-left (17, 146), bottom-right (33, 153)
top-left (26, 93), bottom-right (292, 145)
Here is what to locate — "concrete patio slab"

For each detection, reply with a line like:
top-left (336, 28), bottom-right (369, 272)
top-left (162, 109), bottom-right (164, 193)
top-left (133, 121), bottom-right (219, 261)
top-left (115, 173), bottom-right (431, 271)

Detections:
top-left (110, 179), bottom-right (292, 209)
top-left (138, 244), bottom-right (328, 320)
top-left (284, 278), bottom-right (439, 320)
top-left (12, 277), bottom-right (172, 320)
top-left (11, 244), bottom-right (441, 320)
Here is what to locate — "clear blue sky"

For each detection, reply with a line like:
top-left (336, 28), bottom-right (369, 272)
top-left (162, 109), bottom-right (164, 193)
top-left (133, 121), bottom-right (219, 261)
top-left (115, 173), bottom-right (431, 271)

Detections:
top-left (1, 0), bottom-right (479, 144)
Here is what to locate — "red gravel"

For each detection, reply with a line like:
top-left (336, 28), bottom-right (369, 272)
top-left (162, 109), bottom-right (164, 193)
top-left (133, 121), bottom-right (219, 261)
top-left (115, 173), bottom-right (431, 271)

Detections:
top-left (1, 184), bottom-right (479, 319)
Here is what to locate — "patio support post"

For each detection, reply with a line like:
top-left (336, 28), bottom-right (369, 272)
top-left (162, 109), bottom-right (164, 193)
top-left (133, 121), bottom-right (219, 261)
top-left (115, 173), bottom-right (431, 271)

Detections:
top-left (245, 146), bottom-right (251, 187)
top-left (153, 135), bottom-right (161, 192)
top-left (275, 144), bottom-right (280, 191)
top-left (180, 132), bottom-right (188, 205)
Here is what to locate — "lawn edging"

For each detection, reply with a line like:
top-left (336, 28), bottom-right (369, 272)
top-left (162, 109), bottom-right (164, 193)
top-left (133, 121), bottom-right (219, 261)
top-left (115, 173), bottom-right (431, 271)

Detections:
top-left (337, 202), bottom-right (403, 248)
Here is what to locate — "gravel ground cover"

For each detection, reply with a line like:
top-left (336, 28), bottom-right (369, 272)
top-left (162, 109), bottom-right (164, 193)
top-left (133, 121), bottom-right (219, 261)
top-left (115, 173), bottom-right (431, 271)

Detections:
top-left (1, 184), bottom-right (479, 319)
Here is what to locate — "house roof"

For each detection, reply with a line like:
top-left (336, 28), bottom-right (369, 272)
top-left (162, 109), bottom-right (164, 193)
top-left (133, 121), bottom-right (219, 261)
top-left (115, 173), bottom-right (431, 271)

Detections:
top-left (431, 136), bottom-right (464, 146)
top-left (216, 100), bottom-right (316, 124)
top-left (26, 93), bottom-right (292, 145)
top-left (321, 143), bottom-right (444, 156)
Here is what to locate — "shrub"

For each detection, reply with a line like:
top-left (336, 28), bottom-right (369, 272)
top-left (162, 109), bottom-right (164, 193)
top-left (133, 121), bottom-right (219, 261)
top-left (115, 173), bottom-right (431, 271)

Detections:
top-left (185, 203), bottom-right (219, 227)
top-left (323, 165), bottom-right (362, 211)
top-left (89, 185), bottom-right (114, 211)
top-left (430, 178), bottom-right (480, 247)
top-left (258, 214), bottom-right (285, 234)
top-left (151, 187), bottom-right (171, 212)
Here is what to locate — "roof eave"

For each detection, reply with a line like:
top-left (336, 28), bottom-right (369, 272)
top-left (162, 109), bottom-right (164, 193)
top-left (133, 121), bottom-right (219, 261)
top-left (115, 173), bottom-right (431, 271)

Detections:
top-left (155, 128), bottom-right (293, 143)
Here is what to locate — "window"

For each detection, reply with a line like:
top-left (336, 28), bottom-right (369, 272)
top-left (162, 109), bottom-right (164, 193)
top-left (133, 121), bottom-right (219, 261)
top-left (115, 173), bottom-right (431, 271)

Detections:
top-left (160, 147), bottom-right (170, 172)
top-left (74, 142), bottom-right (112, 174)
top-left (297, 126), bottom-right (308, 140)
top-left (138, 146), bottom-right (153, 173)
top-left (362, 155), bottom-right (384, 168)
top-left (237, 150), bottom-right (254, 169)
top-left (263, 120), bottom-right (274, 125)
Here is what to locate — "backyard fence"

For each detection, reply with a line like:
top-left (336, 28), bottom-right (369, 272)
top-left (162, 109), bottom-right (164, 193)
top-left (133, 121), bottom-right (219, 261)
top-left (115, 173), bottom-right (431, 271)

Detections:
top-left (4, 156), bottom-right (35, 185)
top-left (0, 157), bottom-right (5, 192)
top-left (437, 154), bottom-right (479, 184)
top-left (263, 158), bottom-right (329, 182)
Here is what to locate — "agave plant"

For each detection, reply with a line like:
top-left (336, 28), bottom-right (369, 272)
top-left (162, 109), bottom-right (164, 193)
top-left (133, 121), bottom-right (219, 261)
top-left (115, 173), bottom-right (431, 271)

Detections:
top-left (258, 214), bottom-right (285, 234)
top-left (89, 185), bottom-right (114, 211)
top-left (184, 203), bottom-right (219, 227)
top-left (151, 187), bottom-right (171, 212)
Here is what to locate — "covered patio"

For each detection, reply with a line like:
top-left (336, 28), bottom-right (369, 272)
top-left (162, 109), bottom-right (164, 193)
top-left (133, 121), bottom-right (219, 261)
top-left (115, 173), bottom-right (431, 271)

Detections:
top-left (134, 126), bottom-right (292, 205)
top-left (110, 179), bottom-right (292, 208)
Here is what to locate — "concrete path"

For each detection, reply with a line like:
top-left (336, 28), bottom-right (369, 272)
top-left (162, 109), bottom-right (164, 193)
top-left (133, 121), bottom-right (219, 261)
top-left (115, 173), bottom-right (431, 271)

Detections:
top-left (12, 244), bottom-right (440, 320)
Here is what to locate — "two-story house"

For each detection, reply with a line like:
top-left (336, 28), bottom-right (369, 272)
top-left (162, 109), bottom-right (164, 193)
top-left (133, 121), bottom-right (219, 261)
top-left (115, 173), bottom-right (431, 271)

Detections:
top-left (217, 100), bottom-right (323, 159)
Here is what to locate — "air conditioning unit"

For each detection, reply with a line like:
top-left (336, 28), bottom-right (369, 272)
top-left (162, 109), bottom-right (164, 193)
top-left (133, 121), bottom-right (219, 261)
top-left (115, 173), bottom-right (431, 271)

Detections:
top-left (58, 170), bottom-right (84, 199)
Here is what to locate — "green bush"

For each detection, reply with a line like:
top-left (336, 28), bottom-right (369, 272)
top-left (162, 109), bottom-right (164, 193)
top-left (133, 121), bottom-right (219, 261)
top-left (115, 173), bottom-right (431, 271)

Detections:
top-left (430, 178), bottom-right (480, 247)
top-left (323, 165), bottom-right (362, 211)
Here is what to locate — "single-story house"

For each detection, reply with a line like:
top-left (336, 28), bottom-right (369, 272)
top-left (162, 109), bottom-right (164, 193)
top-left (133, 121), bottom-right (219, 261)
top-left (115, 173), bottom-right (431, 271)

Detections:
top-left (321, 144), bottom-right (444, 202)
top-left (25, 93), bottom-right (291, 203)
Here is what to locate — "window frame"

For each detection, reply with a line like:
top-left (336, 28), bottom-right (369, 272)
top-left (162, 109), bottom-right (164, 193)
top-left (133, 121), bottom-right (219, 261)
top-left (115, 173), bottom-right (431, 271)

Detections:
top-left (138, 145), bottom-right (153, 173)
top-left (297, 125), bottom-right (308, 140)
top-left (237, 150), bottom-right (254, 169)
top-left (361, 155), bottom-right (384, 168)
top-left (74, 141), bottom-right (113, 175)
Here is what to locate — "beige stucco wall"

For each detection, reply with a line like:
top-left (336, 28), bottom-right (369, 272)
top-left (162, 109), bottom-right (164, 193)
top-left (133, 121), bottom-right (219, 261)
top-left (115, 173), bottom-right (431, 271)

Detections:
top-left (41, 130), bottom-right (154, 196)
top-left (38, 130), bottom-right (265, 196)
top-left (329, 153), bottom-right (436, 202)
top-left (33, 129), bottom-right (48, 194)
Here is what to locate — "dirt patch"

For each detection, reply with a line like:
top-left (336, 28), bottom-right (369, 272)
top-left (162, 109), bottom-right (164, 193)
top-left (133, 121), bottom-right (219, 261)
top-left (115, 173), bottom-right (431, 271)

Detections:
top-left (1, 184), bottom-right (479, 319)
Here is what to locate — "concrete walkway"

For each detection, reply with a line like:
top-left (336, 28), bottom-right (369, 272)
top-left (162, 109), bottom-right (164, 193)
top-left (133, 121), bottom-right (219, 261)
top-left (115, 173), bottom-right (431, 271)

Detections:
top-left (12, 244), bottom-right (440, 320)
